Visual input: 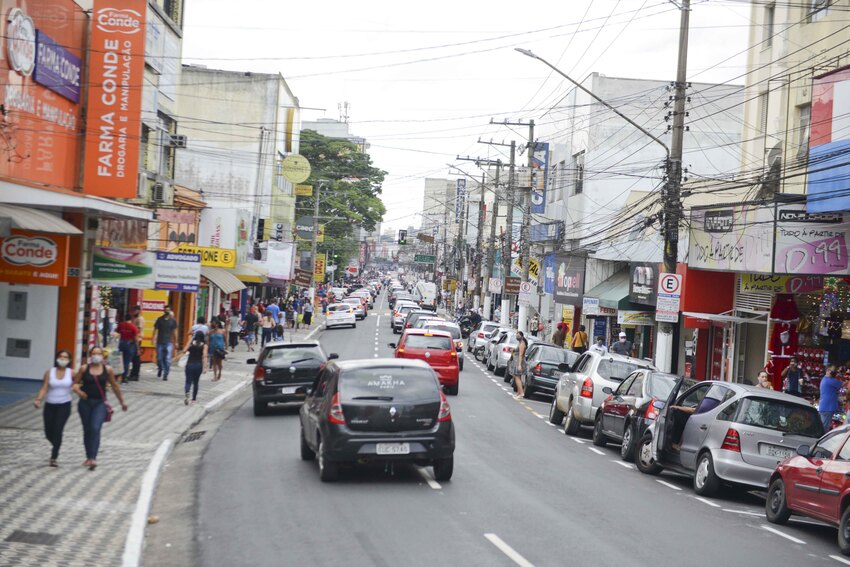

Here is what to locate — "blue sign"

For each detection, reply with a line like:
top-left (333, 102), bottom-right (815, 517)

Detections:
top-left (531, 222), bottom-right (562, 242)
top-left (543, 253), bottom-right (556, 294)
top-left (593, 318), bottom-right (607, 343)
top-left (807, 139), bottom-right (850, 213)
top-left (530, 142), bottom-right (549, 214)
top-left (33, 31), bottom-right (82, 103)
top-left (155, 252), bottom-right (201, 292)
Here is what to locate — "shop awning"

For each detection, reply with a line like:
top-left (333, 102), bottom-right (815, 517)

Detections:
top-left (682, 311), bottom-right (768, 325)
top-left (583, 269), bottom-right (630, 309)
top-left (232, 263), bottom-right (269, 284)
top-left (0, 204), bottom-right (82, 235)
top-left (0, 182), bottom-right (153, 220)
top-left (201, 266), bottom-right (246, 295)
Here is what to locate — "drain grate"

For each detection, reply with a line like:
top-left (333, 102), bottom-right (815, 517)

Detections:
top-left (5, 530), bottom-right (60, 546)
top-left (183, 430), bottom-right (206, 443)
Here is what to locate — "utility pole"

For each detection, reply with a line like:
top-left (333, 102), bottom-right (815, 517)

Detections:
top-left (502, 141), bottom-right (516, 328)
top-left (310, 183), bottom-right (321, 286)
top-left (475, 172), bottom-right (486, 311)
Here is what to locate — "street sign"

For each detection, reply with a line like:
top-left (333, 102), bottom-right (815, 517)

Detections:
top-left (293, 268), bottom-right (312, 287)
top-left (488, 277), bottom-right (502, 294)
top-left (279, 154), bottom-right (311, 184)
top-left (295, 216), bottom-right (314, 240)
top-left (582, 297), bottom-right (600, 316)
top-left (518, 282), bottom-right (535, 305)
top-left (294, 184), bottom-right (313, 196)
top-left (504, 276), bottom-right (521, 295)
top-left (656, 273), bottom-right (682, 323)
top-left (414, 254), bottom-right (436, 264)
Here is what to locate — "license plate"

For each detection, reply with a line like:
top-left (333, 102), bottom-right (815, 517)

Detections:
top-left (761, 445), bottom-right (793, 459)
top-left (281, 386), bottom-right (300, 395)
top-left (376, 442), bottom-right (410, 455)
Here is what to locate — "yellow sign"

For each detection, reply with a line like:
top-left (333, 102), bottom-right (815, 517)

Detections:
top-left (512, 256), bottom-right (540, 282)
top-left (175, 245), bottom-right (236, 268)
top-left (314, 253), bottom-right (326, 281)
top-left (561, 305), bottom-right (575, 333)
top-left (295, 184), bottom-right (313, 197)
top-left (279, 154), bottom-right (311, 184)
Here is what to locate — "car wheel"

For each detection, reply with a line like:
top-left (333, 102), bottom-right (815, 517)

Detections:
top-left (839, 505), bottom-right (850, 556)
top-left (549, 397), bottom-right (564, 425)
top-left (445, 383), bottom-right (459, 396)
top-left (620, 423), bottom-right (636, 462)
top-left (694, 452), bottom-right (720, 496)
top-left (253, 399), bottom-right (267, 416)
top-left (564, 401), bottom-right (580, 436)
top-left (352, 323), bottom-right (357, 328)
top-left (433, 457), bottom-right (454, 481)
top-left (766, 477), bottom-right (791, 525)
top-left (300, 428), bottom-right (315, 461)
top-left (523, 376), bottom-right (534, 398)
top-left (318, 439), bottom-right (339, 482)
top-left (494, 364), bottom-right (505, 377)
top-left (592, 414), bottom-right (608, 447)
top-left (635, 432), bottom-right (662, 475)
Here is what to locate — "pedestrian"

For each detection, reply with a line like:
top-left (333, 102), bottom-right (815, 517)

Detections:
top-left (181, 331), bottom-right (208, 405)
top-left (571, 324), bottom-right (589, 354)
top-left (513, 331), bottom-right (529, 399)
top-left (261, 310), bottom-right (274, 347)
top-left (151, 306), bottom-right (178, 381)
top-left (303, 299), bottom-right (314, 328)
top-left (100, 312), bottom-right (111, 348)
top-left (494, 306), bottom-right (501, 322)
top-left (530, 315), bottom-right (539, 337)
top-left (72, 346), bottom-right (128, 470)
top-left (610, 331), bottom-right (632, 356)
top-left (243, 307), bottom-right (258, 352)
top-left (208, 320), bottom-right (226, 382)
top-left (782, 356), bottom-right (803, 396)
top-left (265, 300), bottom-right (281, 331)
top-left (33, 350), bottom-right (74, 467)
top-left (113, 312), bottom-right (139, 383)
top-left (589, 336), bottom-right (608, 355)
top-left (755, 371), bottom-right (774, 389)
top-left (285, 302), bottom-right (296, 329)
top-left (129, 305), bottom-right (144, 381)
top-left (552, 322), bottom-right (566, 347)
top-left (228, 309), bottom-right (241, 352)
top-left (819, 366), bottom-right (842, 432)
top-left (189, 316), bottom-right (209, 342)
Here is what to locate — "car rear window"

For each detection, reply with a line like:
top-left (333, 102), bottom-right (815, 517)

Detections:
top-left (340, 367), bottom-right (440, 401)
top-left (597, 360), bottom-right (641, 381)
top-left (404, 335), bottom-right (453, 350)
top-left (262, 347), bottom-right (325, 368)
top-left (538, 347), bottom-right (569, 363)
top-left (646, 374), bottom-right (684, 399)
top-left (425, 325), bottom-right (461, 339)
top-left (328, 304), bottom-right (349, 312)
top-left (737, 397), bottom-right (824, 437)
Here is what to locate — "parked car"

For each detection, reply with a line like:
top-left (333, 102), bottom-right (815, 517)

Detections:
top-left (487, 331), bottom-right (525, 377)
top-left (248, 341), bottom-right (338, 416)
top-left (468, 321), bottom-right (501, 353)
top-left (766, 425), bottom-right (850, 555)
top-left (549, 351), bottom-right (656, 436)
top-left (422, 320), bottom-right (465, 371)
top-left (389, 328), bottom-right (459, 395)
top-left (639, 380), bottom-right (824, 497)
top-left (480, 327), bottom-right (510, 363)
top-left (507, 343), bottom-right (578, 398)
top-left (593, 370), bottom-right (688, 462)
top-left (341, 297), bottom-right (366, 320)
top-left (326, 303), bottom-right (357, 329)
top-left (502, 335), bottom-right (542, 383)
top-left (299, 359), bottom-right (455, 482)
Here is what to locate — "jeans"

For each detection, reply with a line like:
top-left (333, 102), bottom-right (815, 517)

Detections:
top-left (130, 349), bottom-right (141, 379)
top-left (118, 340), bottom-right (136, 378)
top-left (184, 362), bottom-right (203, 400)
top-left (43, 401), bottom-right (71, 460)
top-left (78, 398), bottom-right (108, 460)
top-left (261, 328), bottom-right (272, 346)
top-left (156, 342), bottom-right (174, 378)
top-left (820, 410), bottom-right (835, 432)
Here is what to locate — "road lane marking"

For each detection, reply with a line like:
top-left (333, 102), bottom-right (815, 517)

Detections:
top-left (694, 497), bottom-right (721, 508)
top-left (376, 316), bottom-right (381, 326)
top-left (374, 347), bottom-right (379, 352)
top-left (569, 436), bottom-right (585, 444)
top-left (417, 467), bottom-right (442, 490)
top-left (484, 534), bottom-right (535, 567)
top-left (830, 555), bottom-right (850, 565)
top-left (655, 480), bottom-right (682, 491)
top-left (761, 525), bottom-right (806, 545)
top-left (546, 422), bottom-right (557, 427)
top-left (722, 509), bottom-right (762, 517)
top-left (612, 460), bottom-right (634, 469)
top-left (588, 448), bottom-right (605, 455)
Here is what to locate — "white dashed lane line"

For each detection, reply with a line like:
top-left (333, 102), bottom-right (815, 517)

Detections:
top-left (417, 467), bottom-right (442, 490)
top-left (484, 534), bottom-right (535, 567)
top-left (694, 497), bottom-right (721, 508)
top-left (830, 555), bottom-right (850, 565)
top-left (655, 480), bottom-right (682, 491)
top-left (569, 436), bottom-right (585, 444)
top-left (611, 460), bottom-right (635, 470)
top-left (588, 448), bottom-right (605, 456)
top-left (761, 525), bottom-right (806, 545)
top-left (722, 509), bottom-right (762, 517)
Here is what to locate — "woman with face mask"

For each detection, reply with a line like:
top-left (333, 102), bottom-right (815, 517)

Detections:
top-left (33, 350), bottom-right (74, 467)
top-left (72, 346), bottom-right (128, 470)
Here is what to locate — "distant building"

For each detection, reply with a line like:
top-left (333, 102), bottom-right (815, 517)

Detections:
top-left (301, 118), bottom-right (369, 152)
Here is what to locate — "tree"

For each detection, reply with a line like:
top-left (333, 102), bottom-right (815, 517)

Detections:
top-left (297, 130), bottom-right (387, 265)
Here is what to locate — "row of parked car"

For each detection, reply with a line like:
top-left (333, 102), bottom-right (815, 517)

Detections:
top-left (469, 319), bottom-right (850, 555)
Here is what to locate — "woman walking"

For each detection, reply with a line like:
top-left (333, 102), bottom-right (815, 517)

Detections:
top-left (33, 350), bottom-right (74, 467)
top-left (227, 309), bottom-right (241, 352)
top-left (208, 320), bottom-right (226, 382)
top-left (72, 346), bottom-right (128, 470)
top-left (302, 299), bottom-right (314, 328)
top-left (261, 310), bottom-right (274, 347)
top-left (513, 331), bottom-right (529, 399)
top-left (181, 331), bottom-right (208, 405)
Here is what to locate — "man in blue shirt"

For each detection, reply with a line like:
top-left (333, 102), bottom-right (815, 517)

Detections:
top-left (819, 366), bottom-right (843, 432)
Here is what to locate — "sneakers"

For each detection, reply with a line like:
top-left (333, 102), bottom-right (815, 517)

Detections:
top-left (157, 368), bottom-right (162, 378)
top-left (184, 393), bottom-right (189, 406)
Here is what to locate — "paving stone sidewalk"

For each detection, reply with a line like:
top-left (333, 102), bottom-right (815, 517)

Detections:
top-left (0, 320), bottom-right (323, 567)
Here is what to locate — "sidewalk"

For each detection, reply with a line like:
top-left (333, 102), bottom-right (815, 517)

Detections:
top-left (0, 318), bottom-right (323, 567)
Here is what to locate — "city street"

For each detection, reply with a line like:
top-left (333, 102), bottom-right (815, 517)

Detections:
top-left (193, 292), bottom-right (844, 567)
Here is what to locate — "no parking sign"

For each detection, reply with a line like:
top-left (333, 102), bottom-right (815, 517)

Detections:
top-left (656, 273), bottom-right (682, 323)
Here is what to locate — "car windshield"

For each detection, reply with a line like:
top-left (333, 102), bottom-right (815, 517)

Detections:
top-left (737, 397), bottom-right (824, 437)
top-left (596, 359), bottom-right (642, 381)
top-left (262, 347), bottom-right (324, 367)
top-left (424, 324), bottom-right (461, 339)
top-left (404, 335), bottom-right (453, 350)
top-left (340, 367), bottom-right (439, 401)
top-left (538, 347), bottom-right (569, 364)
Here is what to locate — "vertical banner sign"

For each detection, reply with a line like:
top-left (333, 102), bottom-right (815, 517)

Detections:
top-left (83, 0), bottom-right (147, 198)
top-left (313, 253), bottom-right (326, 282)
top-left (455, 179), bottom-right (466, 223)
top-left (530, 142), bottom-right (549, 214)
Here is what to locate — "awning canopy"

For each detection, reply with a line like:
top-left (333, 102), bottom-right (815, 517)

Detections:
top-left (0, 204), bottom-right (82, 235)
top-left (232, 263), bottom-right (269, 284)
top-left (0, 182), bottom-right (153, 220)
top-left (201, 266), bottom-right (246, 295)
top-left (583, 269), bottom-right (630, 309)
top-left (682, 311), bottom-right (768, 325)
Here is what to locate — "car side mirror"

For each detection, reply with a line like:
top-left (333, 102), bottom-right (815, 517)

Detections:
top-left (246, 358), bottom-right (256, 365)
top-left (557, 363), bottom-right (570, 372)
top-left (328, 353), bottom-right (339, 360)
top-left (388, 343), bottom-right (397, 349)
top-left (602, 386), bottom-right (613, 395)
top-left (796, 444), bottom-right (811, 458)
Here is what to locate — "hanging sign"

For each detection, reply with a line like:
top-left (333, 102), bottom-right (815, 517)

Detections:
top-left (154, 251), bottom-right (200, 292)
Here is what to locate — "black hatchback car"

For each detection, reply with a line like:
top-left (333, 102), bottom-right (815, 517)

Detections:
top-left (248, 341), bottom-right (338, 416)
top-left (299, 359), bottom-right (455, 482)
top-left (513, 343), bottom-right (578, 398)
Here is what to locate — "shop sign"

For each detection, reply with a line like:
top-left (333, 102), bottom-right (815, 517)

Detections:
top-left (175, 245), bottom-right (236, 268)
top-left (91, 247), bottom-right (155, 288)
top-left (0, 230), bottom-right (69, 286)
top-left (33, 31), bottom-right (82, 102)
top-left (543, 253), bottom-right (556, 294)
top-left (7, 8), bottom-right (35, 77)
top-left (293, 268), bottom-right (312, 287)
top-left (154, 251), bottom-right (200, 292)
top-left (561, 305), bottom-right (575, 333)
top-left (773, 205), bottom-right (850, 275)
top-left (511, 256), bottom-right (540, 286)
top-left (688, 204), bottom-right (773, 273)
top-left (618, 310), bottom-right (655, 326)
top-left (294, 184), bottom-right (313, 196)
top-left (504, 276), bottom-right (521, 295)
top-left (488, 277), bottom-right (502, 294)
top-left (313, 253), bottom-right (326, 281)
top-left (279, 154), bottom-right (311, 184)
top-left (198, 209), bottom-right (251, 265)
top-left (599, 306), bottom-right (617, 316)
top-left (629, 262), bottom-right (658, 306)
top-left (553, 253), bottom-right (584, 306)
top-left (583, 297), bottom-right (599, 316)
top-left (530, 142), bottom-right (549, 214)
top-left (739, 274), bottom-right (823, 294)
top-left (83, 0), bottom-right (147, 198)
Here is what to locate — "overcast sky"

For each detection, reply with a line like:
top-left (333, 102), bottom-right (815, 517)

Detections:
top-left (181, 0), bottom-right (753, 233)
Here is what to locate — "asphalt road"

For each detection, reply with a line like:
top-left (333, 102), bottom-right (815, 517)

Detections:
top-left (197, 292), bottom-right (847, 567)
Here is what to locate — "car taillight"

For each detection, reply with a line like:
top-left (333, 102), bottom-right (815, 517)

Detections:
top-left (438, 391), bottom-right (451, 422)
top-left (329, 393), bottom-right (346, 424)
top-left (477, 332), bottom-right (484, 338)
top-left (450, 350), bottom-right (457, 357)
top-left (533, 363), bottom-right (542, 375)
top-left (502, 346), bottom-right (512, 353)
top-left (720, 428), bottom-right (741, 452)
top-left (406, 323), bottom-right (411, 328)
top-left (253, 366), bottom-right (266, 381)
top-left (644, 398), bottom-right (660, 420)
top-left (580, 377), bottom-right (593, 398)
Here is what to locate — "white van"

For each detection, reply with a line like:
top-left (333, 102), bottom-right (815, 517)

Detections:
top-left (413, 281), bottom-right (437, 311)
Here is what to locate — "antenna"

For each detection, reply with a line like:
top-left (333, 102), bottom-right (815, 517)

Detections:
top-left (338, 101), bottom-right (350, 124)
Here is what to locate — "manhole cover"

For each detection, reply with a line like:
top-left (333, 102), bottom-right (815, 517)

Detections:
top-left (5, 530), bottom-right (60, 545)
top-left (183, 430), bottom-right (206, 443)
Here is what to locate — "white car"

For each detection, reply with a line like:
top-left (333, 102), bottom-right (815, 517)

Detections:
top-left (392, 302), bottom-right (420, 333)
top-left (326, 303), bottom-right (356, 329)
top-left (341, 297), bottom-right (366, 319)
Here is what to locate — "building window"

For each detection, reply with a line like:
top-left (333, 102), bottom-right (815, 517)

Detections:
top-left (571, 151), bottom-right (585, 195)
top-left (808, 0), bottom-right (830, 22)
top-left (158, 112), bottom-right (177, 179)
top-left (797, 103), bottom-right (811, 160)
top-left (7, 291), bottom-right (26, 320)
top-left (759, 92), bottom-right (769, 135)
top-left (154, 0), bottom-right (183, 27)
top-left (765, 4), bottom-right (775, 47)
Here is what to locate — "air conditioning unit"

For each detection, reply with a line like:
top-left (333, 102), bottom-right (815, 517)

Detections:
top-left (152, 182), bottom-right (166, 203)
top-left (169, 134), bottom-right (187, 148)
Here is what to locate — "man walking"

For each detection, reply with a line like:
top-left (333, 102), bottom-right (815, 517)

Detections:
top-left (610, 331), bottom-right (632, 356)
top-left (152, 306), bottom-right (178, 381)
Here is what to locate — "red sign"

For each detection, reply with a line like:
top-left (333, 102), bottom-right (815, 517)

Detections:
top-left (0, 230), bottom-right (69, 286)
top-left (83, 0), bottom-right (146, 198)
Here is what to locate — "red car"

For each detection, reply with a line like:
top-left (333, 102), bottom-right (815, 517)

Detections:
top-left (766, 425), bottom-right (850, 555)
top-left (389, 328), bottom-right (459, 396)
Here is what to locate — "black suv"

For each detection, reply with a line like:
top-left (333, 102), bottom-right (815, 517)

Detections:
top-left (299, 359), bottom-right (455, 482)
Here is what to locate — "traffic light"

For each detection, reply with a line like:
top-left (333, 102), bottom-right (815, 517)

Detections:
top-left (398, 230), bottom-right (407, 245)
